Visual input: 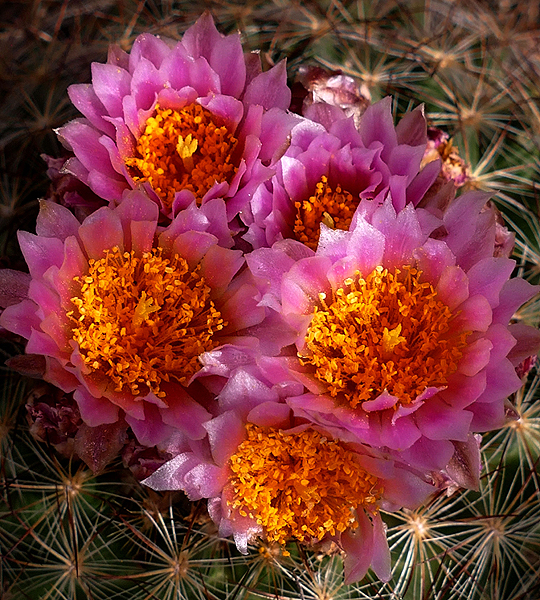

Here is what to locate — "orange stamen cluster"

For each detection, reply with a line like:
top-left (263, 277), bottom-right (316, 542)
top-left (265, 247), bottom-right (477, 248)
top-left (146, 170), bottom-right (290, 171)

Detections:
top-left (228, 425), bottom-right (382, 546)
top-left (294, 176), bottom-right (360, 250)
top-left (125, 103), bottom-right (238, 208)
top-left (68, 246), bottom-right (226, 398)
top-left (301, 265), bottom-right (470, 409)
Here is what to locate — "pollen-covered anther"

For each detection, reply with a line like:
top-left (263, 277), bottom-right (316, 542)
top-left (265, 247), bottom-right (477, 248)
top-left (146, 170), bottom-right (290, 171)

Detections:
top-left (228, 425), bottom-right (382, 546)
top-left (125, 103), bottom-right (238, 208)
top-left (301, 266), bottom-right (471, 409)
top-left (68, 246), bottom-right (226, 398)
top-left (294, 175), bottom-right (360, 250)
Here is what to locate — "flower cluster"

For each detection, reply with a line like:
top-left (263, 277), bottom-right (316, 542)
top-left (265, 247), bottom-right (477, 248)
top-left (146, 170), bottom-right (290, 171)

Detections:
top-left (1, 13), bottom-right (538, 585)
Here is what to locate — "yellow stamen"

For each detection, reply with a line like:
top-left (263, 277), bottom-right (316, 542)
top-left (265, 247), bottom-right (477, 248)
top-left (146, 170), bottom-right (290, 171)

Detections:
top-left (176, 133), bottom-right (199, 171)
top-left (301, 266), bottom-right (470, 409)
top-left (68, 247), bottom-right (226, 398)
top-left (294, 176), bottom-right (359, 250)
top-left (382, 324), bottom-right (406, 356)
top-left (228, 425), bottom-right (382, 546)
top-left (126, 103), bottom-right (238, 208)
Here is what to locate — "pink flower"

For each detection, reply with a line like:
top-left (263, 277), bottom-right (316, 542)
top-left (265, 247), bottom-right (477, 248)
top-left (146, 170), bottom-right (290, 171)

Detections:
top-left (0, 190), bottom-right (259, 446)
top-left (242, 96), bottom-right (445, 249)
top-left (237, 191), bottom-right (540, 474)
top-left (56, 13), bottom-right (296, 220)
top-left (142, 397), bottom-right (435, 584)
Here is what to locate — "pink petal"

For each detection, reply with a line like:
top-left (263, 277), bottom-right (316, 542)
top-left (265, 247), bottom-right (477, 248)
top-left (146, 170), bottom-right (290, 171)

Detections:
top-left (415, 398), bottom-right (472, 441)
top-left (36, 200), bottom-right (81, 241)
top-left (342, 509), bottom-right (374, 584)
top-left (244, 60), bottom-right (291, 111)
top-left (91, 62), bottom-right (131, 118)
top-left (204, 411), bottom-right (246, 467)
top-left (457, 338), bottom-right (493, 376)
top-left (466, 257), bottom-right (515, 308)
top-left (78, 206), bottom-right (124, 259)
top-left (73, 387), bottom-right (120, 427)
top-left (126, 401), bottom-right (175, 446)
top-left (0, 299), bottom-right (39, 339)
top-left (18, 231), bottom-right (64, 279)
top-left (247, 401), bottom-right (292, 428)
top-left (371, 513), bottom-right (392, 582)
top-left (436, 265), bottom-right (469, 310)
top-left (281, 256), bottom-right (332, 316)
top-left (68, 83), bottom-right (116, 137)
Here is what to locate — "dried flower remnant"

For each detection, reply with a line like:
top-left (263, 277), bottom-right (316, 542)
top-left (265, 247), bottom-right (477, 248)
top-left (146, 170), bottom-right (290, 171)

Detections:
top-left (422, 127), bottom-right (470, 188)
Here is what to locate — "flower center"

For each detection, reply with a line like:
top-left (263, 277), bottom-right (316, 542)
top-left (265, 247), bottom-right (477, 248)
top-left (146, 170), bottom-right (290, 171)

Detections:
top-left (293, 176), bottom-right (360, 250)
top-left (125, 103), bottom-right (238, 208)
top-left (301, 266), bottom-right (470, 409)
top-left (228, 424), bottom-right (382, 546)
top-left (68, 247), bottom-right (226, 398)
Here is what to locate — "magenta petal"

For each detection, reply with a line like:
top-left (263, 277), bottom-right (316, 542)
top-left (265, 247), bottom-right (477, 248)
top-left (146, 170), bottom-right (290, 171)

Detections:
top-left (382, 467), bottom-right (434, 509)
top-left (73, 387), bottom-right (119, 427)
top-left (370, 513), bottom-right (392, 582)
top-left (142, 452), bottom-right (201, 492)
top-left (362, 391), bottom-right (398, 412)
top-left (477, 358), bottom-right (522, 403)
top-left (466, 257), bottom-right (515, 308)
top-left (440, 371), bottom-right (487, 409)
top-left (281, 256), bottom-right (332, 316)
top-left (436, 265), bottom-right (469, 310)
top-left (18, 231), bottom-right (64, 279)
top-left (160, 389), bottom-right (211, 440)
top-left (209, 32), bottom-right (246, 98)
top-left (0, 299), bottom-right (39, 339)
top-left (458, 338), bottom-right (493, 376)
top-left (130, 57), bottom-right (162, 110)
top-left (36, 200), bottom-right (81, 241)
top-left (78, 206), bottom-right (124, 259)
top-left (415, 398), bottom-right (472, 441)
top-left (0, 269), bottom-right (31, 308)
top-left (373, 202), bottom-right (425, 268)
top-left (199, 245), bottom-right (244, 294)
top-left (342, 509), bottom-right (374, 584)
top-left (58, 120), bottom-right (118, 178)
top-left (452, 294), bottom-right (492, 332)
top-left (396, 104), bottom-right (427, 146)
top-left (358, 97), bottom-right (397, 160)
top-left (507, 323), bottom-right (540, 366)
top-left (126, 401), bottom-right (174, 446)
top-left (169, 230), bottom-right (215, 266)
top-left (375, 412), bottom-right (422, 449)
top-left (204, 411), bottom-right (246, 467)
top-left (129, 33), bottom-right (171, 70)
top-left (184, 463), bottom-right (228, 499)
top-left (181, 12), bottom-right (222, 59)
top-left (45, 356), bottom-right (79, 392)
top-left (346, 218), bottom-right (386, 274)
top-left (413, 239), bottom-right (456, 284)
top-left (406, 159), bottom-right (441, 206)
top-left (91, 62), bottom-right (131, 119)
top-left (492, 277), bottom-right (539, 323)
top-left (67, 84), bottom-right (115, 137)
top-left (244, 60), bottom-right (291, 111)
top-left (400, 436), bottom-right (454, 471)
top-left (247, 401), bottom-right (291, 428)
top-left (130, 221), bottom-right (156, 254)
top-left (469, 397), bottom-right (505, 431)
